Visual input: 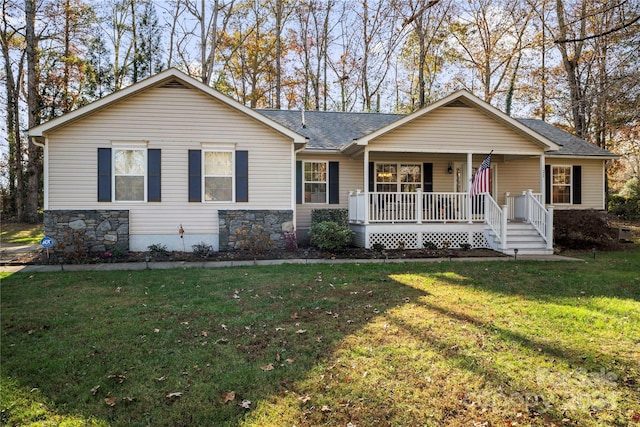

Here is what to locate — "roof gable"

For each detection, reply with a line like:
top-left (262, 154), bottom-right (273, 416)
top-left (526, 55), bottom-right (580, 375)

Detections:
top-left (29, 68), bottom-right (306, 144)
top-left (342, 90), bottom-right (561, 155)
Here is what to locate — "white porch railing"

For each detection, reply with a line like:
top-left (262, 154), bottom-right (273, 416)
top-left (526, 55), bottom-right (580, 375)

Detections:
top-left (348, 190), bottom-right (488, 224)
top-left (524, 190), bottom-right (554, 249)
top-left (506, 190), bottom-right (543, 221)
top-left (485, 195), bottom-right (506, 249)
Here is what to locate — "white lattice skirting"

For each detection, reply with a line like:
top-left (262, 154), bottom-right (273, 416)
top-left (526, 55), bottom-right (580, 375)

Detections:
top-left (367, 231), bottom-right (489, 249)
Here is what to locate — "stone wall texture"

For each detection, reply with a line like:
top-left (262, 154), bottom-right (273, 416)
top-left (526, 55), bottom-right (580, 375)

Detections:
top-left (44, 210), bottom-right (129, 254)
top-left (218, 210), bottom-right (294, 250)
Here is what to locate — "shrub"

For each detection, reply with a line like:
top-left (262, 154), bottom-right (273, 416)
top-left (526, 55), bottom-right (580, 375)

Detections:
top-left (311, 209), bottom-right (349, 227)
top-left (147, 243), bottom-right (168, 257)
top-left (554, 210), bottom-right (617, 249)
top-left (192, 241), bottom-right (213, 258)
top-left (309, 221), bottom-right (354, 252)
top-left (372, 242), bottom-right (385, 252)
top-left (236, 224), bottom-right (273, 253)
top-left (460, 243), bottom-right (472, 250)
top-left (423, 241), bottom-right (437, 250)
top-left (284, 229), bottom-right (298, 251)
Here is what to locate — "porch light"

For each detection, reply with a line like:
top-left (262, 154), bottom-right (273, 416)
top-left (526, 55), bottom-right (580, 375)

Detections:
top-left (447, 162), bottom-right (453, 174)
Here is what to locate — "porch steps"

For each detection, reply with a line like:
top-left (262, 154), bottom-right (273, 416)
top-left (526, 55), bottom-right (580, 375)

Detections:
top-left (486, 222), bottom-right (553, 255)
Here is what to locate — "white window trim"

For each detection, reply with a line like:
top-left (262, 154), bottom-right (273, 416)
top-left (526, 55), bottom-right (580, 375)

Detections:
top-left (374, 162), bottom-right (422, 193)
top-left (112, 145), bottom-right (148, 203)
top-left (303, 160), bottom-right (329, 204)
top-left (551, 165), bottom-right (572, 205)
top-left (202, 149), bottom-right (235, 203)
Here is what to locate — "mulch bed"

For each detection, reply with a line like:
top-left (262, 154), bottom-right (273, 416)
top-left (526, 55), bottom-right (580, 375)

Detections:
top-left (5, 246), bottom-right (504, 266)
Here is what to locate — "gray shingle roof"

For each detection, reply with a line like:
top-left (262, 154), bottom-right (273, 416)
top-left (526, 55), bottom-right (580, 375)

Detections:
top-left (257, 109), bottom-right (404, 150)
top-left (257, 109), bottom-right (616, 158)
top-left (516, 119), bottom-right (616, 157)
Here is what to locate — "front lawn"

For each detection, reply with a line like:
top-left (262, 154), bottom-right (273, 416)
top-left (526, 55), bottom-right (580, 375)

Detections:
top-left (1, 250), bottom-right (639, 426)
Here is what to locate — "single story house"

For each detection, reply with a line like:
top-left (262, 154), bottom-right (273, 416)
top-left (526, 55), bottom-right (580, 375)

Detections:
top-left (29, 68), bottom-right (616, 256)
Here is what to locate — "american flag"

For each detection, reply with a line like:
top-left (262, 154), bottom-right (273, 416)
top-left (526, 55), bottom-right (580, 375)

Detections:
top-left (470, 152), bottom-right (492, 197)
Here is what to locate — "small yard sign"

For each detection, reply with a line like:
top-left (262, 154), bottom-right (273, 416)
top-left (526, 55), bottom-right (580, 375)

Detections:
top-left (41, 236), bottom-right (53, 259)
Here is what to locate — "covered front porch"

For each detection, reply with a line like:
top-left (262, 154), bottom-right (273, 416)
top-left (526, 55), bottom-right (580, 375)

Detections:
top-left (348, 190), bottom-right (553, 255)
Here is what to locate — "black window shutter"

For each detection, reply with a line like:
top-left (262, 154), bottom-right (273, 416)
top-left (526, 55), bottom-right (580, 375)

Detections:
top-left (148, 149), bottom-right (161, 202)
top-left (97, 148), bottom-right (112, 202)
top-left (545, 164), bottom-right (551, 204)
top-left (236, 150), bottom-right (248, 202)
top-left (572, 165), bottom-right (582, 205)
top-left (296, 161), bottom-right (302, 204)
top-left (423, 163), bottom-right (433, 192)
top-left (328, 161), bottom-right (339, 204)
top-left (368, 162), bottom-right (375, 192)
top-left (188, 150), bottom-right (202, 202)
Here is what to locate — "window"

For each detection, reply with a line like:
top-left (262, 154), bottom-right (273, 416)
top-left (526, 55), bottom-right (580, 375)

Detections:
top-left (204, 151), bottom-right (233, 201)
top-left (552, 166), bottom-right (571, 204)
top-left (375, 163), bottom-right (421, 192)
top-left (114, 148), bottom-right (146, 201)
top-left (304, 161), bottom-right (327, 203)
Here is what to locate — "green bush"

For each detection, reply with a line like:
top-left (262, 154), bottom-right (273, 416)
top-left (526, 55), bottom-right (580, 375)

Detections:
top-left (311, 209), bottom-right (349, 227)
top-left (309, 221), bottom-right (354, 251)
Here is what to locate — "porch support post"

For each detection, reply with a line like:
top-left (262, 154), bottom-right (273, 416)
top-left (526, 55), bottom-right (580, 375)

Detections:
top-left (546, 206), bottom-right (554, 250)
top-left (467, 152), bottom-right (473, 223)
top-left (501, 205), bottom-right (508, 251)
top-left (540, 154), bottom-right (546, 203)
top-left (416, 188), bottom-right (423, 224)
top-left (364, 148), bottom-right (370, 225)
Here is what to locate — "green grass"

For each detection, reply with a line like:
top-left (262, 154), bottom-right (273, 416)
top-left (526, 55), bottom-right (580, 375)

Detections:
top-left (2, 249), bottom-right (639, 426)
top-left (0, 222), bottom-right (43, 245)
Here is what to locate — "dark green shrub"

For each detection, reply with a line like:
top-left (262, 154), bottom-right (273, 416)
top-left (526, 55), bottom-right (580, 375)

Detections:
top-left (423, 241), bottom-right (437, 250)
top-left (609, 195), bottom-right (640, 220)
top-left (460, 243), bottom-right (471, 250)
top-left (309, 221), bottom-right (354, 251)
top-left (554, 210), bottom-right (617, 249)
top-left (311, 209), bottom-right (349, 227)
top-left (372, 243), bottom-right (385, 252)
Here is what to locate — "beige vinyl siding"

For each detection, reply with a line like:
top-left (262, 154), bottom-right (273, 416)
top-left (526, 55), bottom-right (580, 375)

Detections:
top-left (296, 153), bottom-right (362, 234)
top-left (497, 157), bottom-right (541, 205)
top-left (46, 86), bottom-right (293, 237)
top-left (370, 107), bottom-right (544, 154)
top-left (546, 158), bottom-right (605, 210)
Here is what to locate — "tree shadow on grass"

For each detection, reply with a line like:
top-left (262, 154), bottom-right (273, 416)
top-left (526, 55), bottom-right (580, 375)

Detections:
top-left (0, 265), bottom-right (431, 426)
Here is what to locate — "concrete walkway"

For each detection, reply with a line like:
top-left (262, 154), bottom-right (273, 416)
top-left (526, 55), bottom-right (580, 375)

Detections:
top-left (1, 253), bottom-right (583, 274)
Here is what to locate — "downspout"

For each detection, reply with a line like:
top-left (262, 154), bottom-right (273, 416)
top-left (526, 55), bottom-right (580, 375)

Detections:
top-left (31, 137), bottom-right (48, 210)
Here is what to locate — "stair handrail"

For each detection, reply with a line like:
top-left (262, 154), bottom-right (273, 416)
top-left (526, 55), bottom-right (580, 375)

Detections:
top-left (484, 193), bottom-right (505, 248)
top-left (526, 190), bottom-right (551, 244)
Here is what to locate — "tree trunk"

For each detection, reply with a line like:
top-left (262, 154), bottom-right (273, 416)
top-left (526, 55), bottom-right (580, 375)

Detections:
top-left (25, 0), bottom-right (41, 223)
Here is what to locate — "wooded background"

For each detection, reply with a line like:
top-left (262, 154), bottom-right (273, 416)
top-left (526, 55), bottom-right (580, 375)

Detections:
top-left (2, 0), bottom-right (638, 222)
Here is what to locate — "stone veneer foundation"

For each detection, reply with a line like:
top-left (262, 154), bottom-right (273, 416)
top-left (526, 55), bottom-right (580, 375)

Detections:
top-left (218, 210), bottom-right (293, 250)
top-left (43, 210), bottom-right (129, 254)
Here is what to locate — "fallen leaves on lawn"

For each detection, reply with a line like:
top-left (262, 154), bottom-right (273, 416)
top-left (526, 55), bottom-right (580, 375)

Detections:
top-left (166, 392), bottom-right (183, 401)
top-left (296, 329), bottom-right (307, 334)
top-left (221, 391), bottom-right (236, 403)
top-left (298, 395), bottom-right (311, 403)
top-left (104, 397), bottom-right (117, 407)
top-left (155, 375), bottom-right (167, 382)
top-left (291, 312), bottom-right (299, 319)
top-left (241, 399), bottom-right (251, 409)
top-left (90, 385), bottom-right (100, 395)
top-left (260, 363), bottom-right (275, 371)
top-left (285, 357), bottom-right (296, 364)
top-left (321, 405), bottom-right (332, 412)
top-left (107, 374), bottom-right (126, 383)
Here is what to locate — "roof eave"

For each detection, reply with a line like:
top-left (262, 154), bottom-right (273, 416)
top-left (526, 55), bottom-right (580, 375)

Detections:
top-left (29, 68), bottom-right (307, 144)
